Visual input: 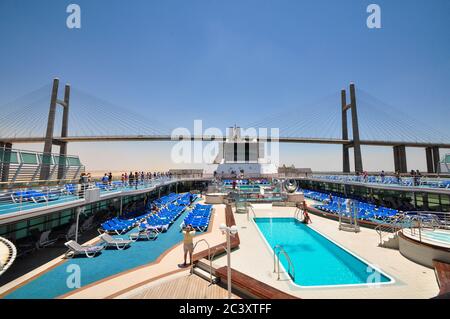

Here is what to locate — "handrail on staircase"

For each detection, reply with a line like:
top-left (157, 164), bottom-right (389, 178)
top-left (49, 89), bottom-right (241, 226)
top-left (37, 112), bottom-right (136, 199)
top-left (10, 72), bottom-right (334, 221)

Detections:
top-left (191, 239), bottom-right (213, 284)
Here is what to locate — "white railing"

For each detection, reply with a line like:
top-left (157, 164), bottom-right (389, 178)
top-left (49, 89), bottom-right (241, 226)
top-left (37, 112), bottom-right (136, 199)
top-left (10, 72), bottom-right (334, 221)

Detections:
top-left (191, 239), bottom-right (213, 284)
top-left (246, 203), bottom-right (256, 221)
top-left (0, 176), bottom-right (209, 216)
top-left (375, 213), bottom-right (408, 246)
top-left (311, 174), bottom-right (450, 189)
top-left (400, 211), bottom-right (450, 244)
top-left (0, 236), bottom-right (17, 276)
top-left (273, 245), bottom-right (295, 281)
top-left (294, 205), bottom-right (304, 221)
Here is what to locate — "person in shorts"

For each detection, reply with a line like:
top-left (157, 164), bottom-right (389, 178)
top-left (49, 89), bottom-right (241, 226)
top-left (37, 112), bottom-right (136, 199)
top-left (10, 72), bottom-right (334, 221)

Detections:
top-left (182, 225), bottom-right (196, 267)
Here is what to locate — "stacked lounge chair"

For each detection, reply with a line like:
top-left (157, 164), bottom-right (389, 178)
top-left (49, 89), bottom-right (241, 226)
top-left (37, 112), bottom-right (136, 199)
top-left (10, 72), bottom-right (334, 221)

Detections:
top-left (100, 217), bottom-right (136, 235)
top-left (181, 204), bottom-right (213, 232)
top-left (129, 223), bottom-right (159, 241)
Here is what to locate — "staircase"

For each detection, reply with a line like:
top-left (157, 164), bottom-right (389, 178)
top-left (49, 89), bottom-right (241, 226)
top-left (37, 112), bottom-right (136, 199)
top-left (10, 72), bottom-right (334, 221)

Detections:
top-left (191, 258), bottom-right (220, 284)
top-left (375, 214), bottom-right (407, 249)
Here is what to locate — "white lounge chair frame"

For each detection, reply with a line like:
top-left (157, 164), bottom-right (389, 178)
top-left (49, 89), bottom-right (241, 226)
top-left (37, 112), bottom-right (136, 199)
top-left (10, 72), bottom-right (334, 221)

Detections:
top-left (64, 240), bottom-right (104, 258)
top-left (99, 233), bottom-right (132, 250)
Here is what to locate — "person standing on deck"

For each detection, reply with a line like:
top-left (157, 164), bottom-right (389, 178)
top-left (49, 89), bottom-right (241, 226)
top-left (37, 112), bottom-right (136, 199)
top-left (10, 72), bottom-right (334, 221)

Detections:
top-left (416, 170), bottom-right (422, 185)
top-left (395, 171), bottom-right (401, 184)
top-left (102, 173), bottom-right (109, 186)
top-left (380, 170), bottom-right (385, 183)
top-left (411, 170), bottom-right (416, 186)
top-left (129, 172), bottom-right (134, 187)
top-left (78, 173), bottom-right (88, 198)
top-left (181, 225), bottom-right (196, 267)
top-left (135, 171), bottom-right (139, 189)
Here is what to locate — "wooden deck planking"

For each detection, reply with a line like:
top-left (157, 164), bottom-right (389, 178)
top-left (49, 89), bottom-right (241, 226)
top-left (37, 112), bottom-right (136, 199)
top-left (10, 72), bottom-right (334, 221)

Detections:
top-left (130, 274), bottom-right (238, 299)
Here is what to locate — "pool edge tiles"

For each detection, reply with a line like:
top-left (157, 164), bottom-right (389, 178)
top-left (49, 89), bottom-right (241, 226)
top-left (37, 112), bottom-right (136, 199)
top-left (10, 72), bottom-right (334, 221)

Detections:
top-left (253, 217), bottom-right (395, 288)
top-left (3, 207), bottom-right (195, 299)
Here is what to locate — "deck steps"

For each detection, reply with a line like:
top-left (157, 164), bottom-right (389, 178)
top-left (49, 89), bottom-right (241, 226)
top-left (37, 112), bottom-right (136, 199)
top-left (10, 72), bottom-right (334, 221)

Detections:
top-left (192, 258), bottom-right (220, 284)
top-left (380, 233), bottom-right (399, 249)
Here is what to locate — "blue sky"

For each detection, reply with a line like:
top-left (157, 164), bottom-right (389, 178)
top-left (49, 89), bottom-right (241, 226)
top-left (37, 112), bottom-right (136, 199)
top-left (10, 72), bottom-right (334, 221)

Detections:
top-left (0, 0), bottom-right (449, 171)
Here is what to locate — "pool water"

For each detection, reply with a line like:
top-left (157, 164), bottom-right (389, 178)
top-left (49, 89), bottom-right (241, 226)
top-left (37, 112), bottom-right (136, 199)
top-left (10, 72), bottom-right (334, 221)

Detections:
top-left (422, 230), bottom-right (450, 244)
top-left (254, 217), bottom-right (392, 287)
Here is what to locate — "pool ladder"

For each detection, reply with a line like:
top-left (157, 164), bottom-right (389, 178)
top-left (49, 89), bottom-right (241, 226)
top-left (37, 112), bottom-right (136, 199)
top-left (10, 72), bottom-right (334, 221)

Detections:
top-left (273, 245), bottom-right (295, 281)
top-left (294, 207), bottom-right (304, 222)
top-left (246, 203), bottom-right (257, 221)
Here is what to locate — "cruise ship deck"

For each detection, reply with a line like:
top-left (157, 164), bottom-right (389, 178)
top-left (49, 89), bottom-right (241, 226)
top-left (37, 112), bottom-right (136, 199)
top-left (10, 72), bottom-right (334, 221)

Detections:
top-left (2, 1), bottom-right (450, 308)
top-left (0, 175), bottom-right (449, 299)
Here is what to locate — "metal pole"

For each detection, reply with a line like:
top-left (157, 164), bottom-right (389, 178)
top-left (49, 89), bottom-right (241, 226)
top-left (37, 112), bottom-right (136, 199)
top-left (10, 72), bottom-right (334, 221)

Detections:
top-left (418, 216), bottom-right (422, 242)
top-left (338, 200), bottom-right (342, 229)
top-left (227, 230), bottom-right (232, 299)
top-left (75, 208), bottom-right (81, 243)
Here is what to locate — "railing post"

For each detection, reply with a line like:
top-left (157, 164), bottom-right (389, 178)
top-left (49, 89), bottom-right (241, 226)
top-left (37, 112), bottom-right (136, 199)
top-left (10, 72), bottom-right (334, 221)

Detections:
top-left (418, 215), bottom-right (422, 242)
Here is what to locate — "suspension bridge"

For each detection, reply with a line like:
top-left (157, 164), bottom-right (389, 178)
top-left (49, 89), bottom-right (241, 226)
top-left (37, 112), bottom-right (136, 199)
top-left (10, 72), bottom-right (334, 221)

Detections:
top-left (0, 78), bottom-right (449, 182)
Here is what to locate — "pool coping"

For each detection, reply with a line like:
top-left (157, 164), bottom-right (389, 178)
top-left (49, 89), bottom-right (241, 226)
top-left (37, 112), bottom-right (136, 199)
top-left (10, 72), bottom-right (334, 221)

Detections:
top-left (252, 216), bottom-right (396, 289)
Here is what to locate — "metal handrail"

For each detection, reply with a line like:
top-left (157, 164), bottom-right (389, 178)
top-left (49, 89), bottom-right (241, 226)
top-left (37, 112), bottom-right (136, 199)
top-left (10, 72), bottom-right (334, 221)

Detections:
top-left (294, 204), bottom-right (305, 221)
top-left (400, 211), bottom-right (450, 244)
top-left (375, 213), bottom-right (407, 245)
top-left (246, 203), bottom-right (256, 221)
top-left (273, 245), bottom-right (295, 281)
top-left (191, 239), bottom-right (213, 284)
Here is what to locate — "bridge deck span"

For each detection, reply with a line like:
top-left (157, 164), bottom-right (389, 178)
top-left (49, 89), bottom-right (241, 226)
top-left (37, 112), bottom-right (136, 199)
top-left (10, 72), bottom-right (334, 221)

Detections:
top-left (2, 135), bottom-right (450, 148)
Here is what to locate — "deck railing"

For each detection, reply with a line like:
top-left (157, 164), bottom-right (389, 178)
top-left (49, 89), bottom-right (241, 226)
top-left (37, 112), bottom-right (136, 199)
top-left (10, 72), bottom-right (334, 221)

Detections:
top-left (0, 176), bottom-right (209, 216)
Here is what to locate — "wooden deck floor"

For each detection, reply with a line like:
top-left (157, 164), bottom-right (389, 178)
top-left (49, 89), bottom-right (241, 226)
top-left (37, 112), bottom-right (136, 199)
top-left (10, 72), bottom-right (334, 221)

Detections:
top-left (129, 274), bottom-right (239, 299)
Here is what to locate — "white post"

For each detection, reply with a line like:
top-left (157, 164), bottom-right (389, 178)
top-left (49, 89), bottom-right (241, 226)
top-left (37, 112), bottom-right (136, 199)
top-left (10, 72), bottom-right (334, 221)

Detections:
top-left (75, 207), bottom-right (81, 243)
top-left (119, 196), bottom-right (123, 217)
top-left (220, 224), bottom-right (237, 299)
top-left (226, 230), bottom-right (232, 299)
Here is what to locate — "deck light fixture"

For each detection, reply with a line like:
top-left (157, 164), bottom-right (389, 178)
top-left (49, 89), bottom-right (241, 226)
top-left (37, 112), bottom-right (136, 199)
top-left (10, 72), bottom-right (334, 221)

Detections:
top-left (219, 224), bottom-right (238, 299)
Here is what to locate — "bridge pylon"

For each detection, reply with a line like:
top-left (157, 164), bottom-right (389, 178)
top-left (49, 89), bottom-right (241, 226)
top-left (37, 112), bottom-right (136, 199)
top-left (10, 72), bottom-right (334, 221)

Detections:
top-left (39, 78), bottom-right (70, 181)
top-left (341, 83), bottom-right (363, 173)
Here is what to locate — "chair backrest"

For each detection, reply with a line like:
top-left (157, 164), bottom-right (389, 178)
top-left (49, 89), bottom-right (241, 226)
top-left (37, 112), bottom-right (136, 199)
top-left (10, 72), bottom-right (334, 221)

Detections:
top-left (100, 233), bottom-right (114, 243)
top-left (67, 223), bottom-right (77, 238)
top-left (39, 230), bottom-right (51, 243)
top-left (65, 240), bottom-right (83, 251)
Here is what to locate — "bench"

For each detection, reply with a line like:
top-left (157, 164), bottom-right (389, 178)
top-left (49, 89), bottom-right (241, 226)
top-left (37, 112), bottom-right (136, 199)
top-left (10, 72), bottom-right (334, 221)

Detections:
top-left (215, 266), bottom-right (298, 299)
top-left (433, 260), bottom-right (450, 297)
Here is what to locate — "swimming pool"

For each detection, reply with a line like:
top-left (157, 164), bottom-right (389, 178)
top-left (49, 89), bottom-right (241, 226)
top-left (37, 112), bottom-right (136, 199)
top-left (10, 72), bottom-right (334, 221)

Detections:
top-left (254, 217), bottom-right (393, 287)
top-left (423, 230), bottom-right (450, 244)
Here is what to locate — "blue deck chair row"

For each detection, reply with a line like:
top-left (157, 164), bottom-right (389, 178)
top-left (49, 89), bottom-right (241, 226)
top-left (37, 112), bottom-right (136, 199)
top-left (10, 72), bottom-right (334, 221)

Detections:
top-left (11, 190), bottom-right (61, 203)
top-left (100, 217), bottom-right (136, 235)
top-left (181, 204), bottom-right (213, 232)
top-left (304, 189), bottom-right (400, 222)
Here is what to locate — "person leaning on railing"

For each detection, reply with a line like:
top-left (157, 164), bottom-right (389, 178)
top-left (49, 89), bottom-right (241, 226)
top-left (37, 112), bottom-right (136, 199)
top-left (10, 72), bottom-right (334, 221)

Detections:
top-left (78, 173), bottom-right (88, 198)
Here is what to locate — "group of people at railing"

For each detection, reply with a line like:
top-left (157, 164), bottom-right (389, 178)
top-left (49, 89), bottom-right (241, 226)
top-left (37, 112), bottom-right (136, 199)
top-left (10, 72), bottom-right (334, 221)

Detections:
top-left (314, 169), bottom-right (450, 189)
top-left (77, 171), bottom-right (174, 195)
